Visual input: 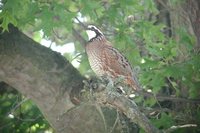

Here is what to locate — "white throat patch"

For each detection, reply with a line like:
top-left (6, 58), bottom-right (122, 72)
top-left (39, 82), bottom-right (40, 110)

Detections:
top-left (86, 30), bottom-right (96, 40)
top-left (86, 25), bottom-right (104, 41)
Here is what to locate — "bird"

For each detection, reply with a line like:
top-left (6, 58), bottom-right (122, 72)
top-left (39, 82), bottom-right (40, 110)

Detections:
top-left (85, 25), bottom-right (140, 91)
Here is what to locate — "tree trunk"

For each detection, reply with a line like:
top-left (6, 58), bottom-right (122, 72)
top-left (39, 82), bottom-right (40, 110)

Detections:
top-left (169, 0), bottom-right (200, 48)
top-left (0, 25), bottom-right (106, 133)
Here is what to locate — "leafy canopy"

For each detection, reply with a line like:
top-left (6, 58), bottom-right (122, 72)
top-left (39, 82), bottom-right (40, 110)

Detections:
top-left (0, 0), bottom-right (200, 132)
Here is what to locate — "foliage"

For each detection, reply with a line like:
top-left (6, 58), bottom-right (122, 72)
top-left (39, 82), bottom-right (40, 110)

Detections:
top-left (0, 82), bottom-right (51, 132)
top-left (0, 0), bottom-right (200, 132)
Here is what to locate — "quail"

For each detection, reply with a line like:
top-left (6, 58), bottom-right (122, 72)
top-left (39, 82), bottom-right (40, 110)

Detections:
top-left (85, 25), bottom-right (140, 91)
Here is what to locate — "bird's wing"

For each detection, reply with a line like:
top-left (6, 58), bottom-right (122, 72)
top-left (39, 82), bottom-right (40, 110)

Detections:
top-left (101, 45), bottom-right (134, 77)
top-left (102, 45), bottom-right (141, 90)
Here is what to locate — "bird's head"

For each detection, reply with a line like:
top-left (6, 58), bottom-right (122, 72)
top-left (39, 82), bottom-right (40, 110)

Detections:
top-left (86, 25), bottom-right (104, 41)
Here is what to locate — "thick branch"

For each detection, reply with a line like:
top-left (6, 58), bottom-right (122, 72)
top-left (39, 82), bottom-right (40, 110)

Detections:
top-left (0, 25), bottom-right (85, 132)
top-left (95, 91), bottom-right (161, 133)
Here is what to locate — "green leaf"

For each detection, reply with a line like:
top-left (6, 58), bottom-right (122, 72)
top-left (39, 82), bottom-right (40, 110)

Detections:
top-left (152, 113), bottom-right (174, 129)
top-left (178, 28), bottom-right (196, 50)
top-left (80, 0), bottom-right (103, 20)
top-left (144, 97), bottom-right (156, 107)
top-left (0, 11), bottom-right (17, 31)
top-left (189, 82), bottom-right (200, 98)
top-left (149, 73), bottom-right (165, 92)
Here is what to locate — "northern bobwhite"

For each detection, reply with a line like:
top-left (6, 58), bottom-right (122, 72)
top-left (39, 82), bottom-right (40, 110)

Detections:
top-left (85, 25), bottom-right (140, 91)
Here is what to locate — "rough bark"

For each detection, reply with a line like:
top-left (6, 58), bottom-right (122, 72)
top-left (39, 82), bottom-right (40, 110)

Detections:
top-left (0, 25), bottom-right (87, 132)
top-left (95, 91), bottom-right (161, 133)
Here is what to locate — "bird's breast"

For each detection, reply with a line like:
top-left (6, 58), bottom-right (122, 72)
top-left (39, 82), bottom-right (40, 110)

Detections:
top-left (86, 43), bottom-right (105, 76)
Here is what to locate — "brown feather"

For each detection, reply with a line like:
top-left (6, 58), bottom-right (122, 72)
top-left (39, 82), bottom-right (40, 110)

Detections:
top-left (86, 36), bottom-right (140, 91)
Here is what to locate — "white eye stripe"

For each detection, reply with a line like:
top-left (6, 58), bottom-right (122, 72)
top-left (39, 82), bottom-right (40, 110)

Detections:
top-left (88, 25), bottom-right (97, 29)
top-left (87, 25), bottom-right (103, 35)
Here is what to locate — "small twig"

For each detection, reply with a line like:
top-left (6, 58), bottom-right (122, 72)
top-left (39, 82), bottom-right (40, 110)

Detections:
top-left (52, 29), bottom-right (66, 40)
top-left (15, 115), bottom-right (42, 122)
top-left (110, 110), bottom-right (119, 133)
top-left (49, 41), bottom-right (53, 48)
top-left (10, 97), bottom-right (30, 113)
top-left (95, 104), bottom-right (108, 132)
top-left (153, 92), bottom-right (163, 111)
top-left (135, 89), bottom-right (200, 104)
top-left (74, 17), bottom-right (87, 29)
top-left (167, 77), bottom-right (180, 95)
top-left (71, 52), bottom-right (85, 62)
top-left (164, 124), bottom-right (197, 133)
top-left (72, 27), bottom-right (87, 46)
top-left (140, 107), bottom-right (172, 114)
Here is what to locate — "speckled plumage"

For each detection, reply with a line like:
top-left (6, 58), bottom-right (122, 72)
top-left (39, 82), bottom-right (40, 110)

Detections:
top-left (86, 25), bottom-right (140, 90)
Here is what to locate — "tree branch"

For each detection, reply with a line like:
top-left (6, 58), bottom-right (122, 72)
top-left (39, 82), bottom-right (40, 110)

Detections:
top-left (135, 89), bottom-right (200, 104)
top-left (0, 25), bottom-right (85, 132)
top-left (72, 27), bottom-right (87, 46)
top-left (95, 90), bottom-right (161, 133)
top-left (164, 124), bottom-right (197, 133)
